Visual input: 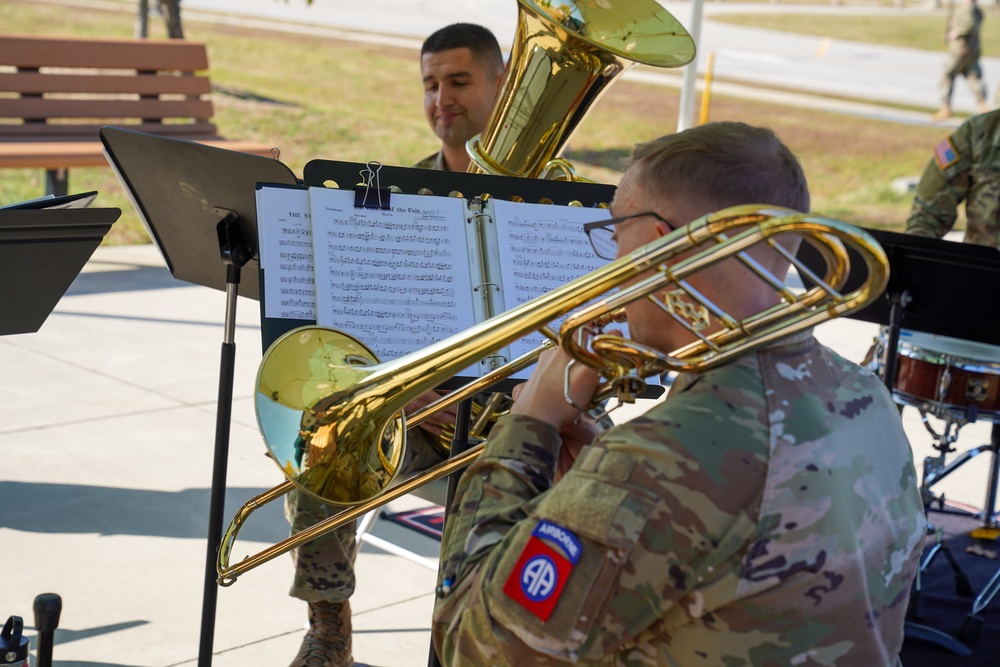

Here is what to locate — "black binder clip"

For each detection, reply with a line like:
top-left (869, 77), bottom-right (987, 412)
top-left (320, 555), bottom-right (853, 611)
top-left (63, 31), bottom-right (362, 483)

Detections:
top-left (355, 161), bottom-right (391, 210)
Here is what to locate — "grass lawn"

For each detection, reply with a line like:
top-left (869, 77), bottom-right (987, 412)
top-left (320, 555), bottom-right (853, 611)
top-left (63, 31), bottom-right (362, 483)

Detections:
top-left (1, 0), bottom-right (956, 244)
top-left (712, 7), bottom-right (1000, 52)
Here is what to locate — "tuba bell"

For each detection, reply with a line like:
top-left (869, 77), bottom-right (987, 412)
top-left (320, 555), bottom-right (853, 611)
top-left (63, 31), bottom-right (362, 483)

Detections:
top-left (467, 0), bottom-right (696, 180)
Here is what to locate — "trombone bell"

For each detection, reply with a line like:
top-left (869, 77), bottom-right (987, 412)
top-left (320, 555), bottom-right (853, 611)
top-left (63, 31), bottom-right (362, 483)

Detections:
top-left (255, 327), bottom-right (405, 505)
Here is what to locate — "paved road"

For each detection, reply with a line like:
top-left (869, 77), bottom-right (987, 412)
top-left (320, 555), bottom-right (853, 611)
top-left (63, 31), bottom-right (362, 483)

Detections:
top-left (139, 0), bottom-right (1000, 118)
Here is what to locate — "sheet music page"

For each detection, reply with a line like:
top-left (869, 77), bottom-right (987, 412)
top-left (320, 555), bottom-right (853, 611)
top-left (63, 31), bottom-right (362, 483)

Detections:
top-left (310, 187), bottom-right (478, 364)
top-left (257, 184), bottom-right (316, 320)
top-left (490, 199), bottom-right (611, 362)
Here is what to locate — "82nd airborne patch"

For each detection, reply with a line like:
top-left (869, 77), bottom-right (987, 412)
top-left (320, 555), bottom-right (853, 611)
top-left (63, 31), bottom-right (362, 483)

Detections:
top-left (502, 520), bottom-right (582, 621)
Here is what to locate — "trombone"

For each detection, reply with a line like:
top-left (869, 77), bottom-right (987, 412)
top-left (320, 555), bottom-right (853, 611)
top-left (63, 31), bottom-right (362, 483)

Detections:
top-left (216, 205), bottom-right (889, 585)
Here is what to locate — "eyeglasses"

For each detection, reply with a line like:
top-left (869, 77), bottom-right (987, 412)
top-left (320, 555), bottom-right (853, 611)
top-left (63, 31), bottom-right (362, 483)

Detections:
top-left (583, 211), bottom-right (675, 260)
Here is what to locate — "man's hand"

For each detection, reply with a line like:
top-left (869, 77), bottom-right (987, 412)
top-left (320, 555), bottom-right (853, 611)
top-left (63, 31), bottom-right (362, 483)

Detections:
top-left (405, 389), bottom-right (457, 438)
top-left (555, 417), bottom-right (600, 482)
top-left (510, 346), bottom-right (601, 429)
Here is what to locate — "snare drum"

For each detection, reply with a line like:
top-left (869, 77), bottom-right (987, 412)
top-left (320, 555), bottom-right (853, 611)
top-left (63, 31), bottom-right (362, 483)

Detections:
top-left (888, 329), bottom-right (1000, 421)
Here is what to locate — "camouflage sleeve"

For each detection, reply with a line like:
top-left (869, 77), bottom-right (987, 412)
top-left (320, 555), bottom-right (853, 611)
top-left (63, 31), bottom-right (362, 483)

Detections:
top-left (951, 6), bottom-right (975, 40)
top-left (434, 414), bottom-right (561, 594)
top-left (432, 407), bottom-right (763, 666)
top-left (906, 124), bottom-right (974, 238)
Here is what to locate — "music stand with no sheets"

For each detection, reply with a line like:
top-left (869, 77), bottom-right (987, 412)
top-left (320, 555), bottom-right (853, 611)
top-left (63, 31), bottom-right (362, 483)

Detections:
top-left (100, 126), bottom-right (299, 667)
top-left (1, 207), bottom-right (120, 336)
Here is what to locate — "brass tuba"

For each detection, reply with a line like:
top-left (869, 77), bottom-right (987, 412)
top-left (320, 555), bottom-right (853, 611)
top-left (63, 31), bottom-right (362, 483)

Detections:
top-left (467, 0), bottom-right (696, 180)
top-left (217, 206), bottom-right (890, 584)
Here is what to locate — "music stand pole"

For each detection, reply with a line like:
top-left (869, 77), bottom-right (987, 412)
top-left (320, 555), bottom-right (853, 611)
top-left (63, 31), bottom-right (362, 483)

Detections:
top-left (197, 213), bottom-right (252, 667)
top-left (881, 289), bottom-right (910, 394)
top-left (426, 399), bottom-right (474, 667)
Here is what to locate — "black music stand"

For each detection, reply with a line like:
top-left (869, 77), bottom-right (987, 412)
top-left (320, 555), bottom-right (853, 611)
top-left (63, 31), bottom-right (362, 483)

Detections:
top-left (1, 207), bottom-right (120, 335)
top-left (800, 228), bottom-right (1000, 654)
top-left (100, 127), bottom-right (299, 667)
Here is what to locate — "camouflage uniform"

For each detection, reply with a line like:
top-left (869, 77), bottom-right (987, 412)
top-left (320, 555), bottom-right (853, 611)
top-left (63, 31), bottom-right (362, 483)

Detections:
top-left (414, 151), bottom-right (448, 171)
top-left (286, 423), bottom-right (447, 602)
top-left (940, 1), bottom-right (987, 109)
top-left (433, 330), bottom-right (925, 666)
top-left (907, 109), bottom-right (1000, 247)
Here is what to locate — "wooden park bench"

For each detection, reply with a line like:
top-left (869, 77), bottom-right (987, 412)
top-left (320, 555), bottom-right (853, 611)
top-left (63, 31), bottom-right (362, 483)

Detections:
top-left (0, 33), bottom-right (275, 196)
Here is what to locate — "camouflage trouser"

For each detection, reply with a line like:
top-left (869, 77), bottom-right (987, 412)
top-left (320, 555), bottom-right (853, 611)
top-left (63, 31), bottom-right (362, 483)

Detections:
top-left (285, 427), bottom-right (448, 603)
top-left (941, 47), bottom-right (987, 107)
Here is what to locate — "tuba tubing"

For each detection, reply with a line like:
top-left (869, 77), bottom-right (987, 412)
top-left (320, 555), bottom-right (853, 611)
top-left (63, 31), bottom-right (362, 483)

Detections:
top-left (216, 205), bottom-right (889, 585)
top-left (466, 0), bottom-right (695, 180)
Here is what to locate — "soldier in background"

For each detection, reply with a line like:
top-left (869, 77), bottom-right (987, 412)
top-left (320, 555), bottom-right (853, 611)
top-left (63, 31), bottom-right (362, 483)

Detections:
top-left (432, 122), bottom-right (926, 666)
top-left (907, 109), bottom-right (1000, 247)
top-left (933, 0), bottom-right (989, 121)
top-left (284, 22), bottom-right (504, 667)
top-left (414, 23), bottom-right (505, 172)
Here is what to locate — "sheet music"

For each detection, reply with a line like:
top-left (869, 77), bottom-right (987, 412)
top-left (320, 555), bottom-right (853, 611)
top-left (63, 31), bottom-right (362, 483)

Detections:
top-left (257, 185), bottom-right (316, 320)
top-left (491, 199), bottom-right (611, 361)
top-left (310, 187), bottom-right (477, 363)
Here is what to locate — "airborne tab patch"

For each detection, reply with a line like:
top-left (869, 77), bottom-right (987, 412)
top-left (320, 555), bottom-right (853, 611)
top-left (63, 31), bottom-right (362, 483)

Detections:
top-left (533, 520), bottom-right (582, 564)
top-left (502, 521), bottom-right (581, 621)
top-left (934, 137), bottom-right (959, 170)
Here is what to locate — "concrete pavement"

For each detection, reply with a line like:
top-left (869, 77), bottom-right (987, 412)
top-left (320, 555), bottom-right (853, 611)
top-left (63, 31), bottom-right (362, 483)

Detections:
top-left (0, 244), bottom-right (442, 667)
top-left (2, 234), bottom-right (999, 665)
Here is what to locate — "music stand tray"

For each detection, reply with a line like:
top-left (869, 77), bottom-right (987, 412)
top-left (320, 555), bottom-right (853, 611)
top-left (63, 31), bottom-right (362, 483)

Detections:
top-left (0, 207), bottom-right (121, 335)
top-left (798, 228), bottom-right (1000, 345)
top-left (100, 127), bottom-right (299, 301)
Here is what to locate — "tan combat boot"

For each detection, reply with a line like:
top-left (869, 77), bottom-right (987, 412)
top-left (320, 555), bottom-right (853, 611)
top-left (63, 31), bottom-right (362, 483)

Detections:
top-left (931, 106), bottom-right (953, 121)
top-left (289, 600), bottom-right (353, 667)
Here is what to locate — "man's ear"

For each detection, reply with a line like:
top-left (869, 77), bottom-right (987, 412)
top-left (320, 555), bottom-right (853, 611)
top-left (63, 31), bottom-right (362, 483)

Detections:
top-left (654, 218), bottom-right (672, 238)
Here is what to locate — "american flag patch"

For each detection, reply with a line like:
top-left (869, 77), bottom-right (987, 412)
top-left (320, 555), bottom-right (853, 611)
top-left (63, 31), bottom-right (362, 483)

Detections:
top-left (934, 137), bottom-right (959, 170)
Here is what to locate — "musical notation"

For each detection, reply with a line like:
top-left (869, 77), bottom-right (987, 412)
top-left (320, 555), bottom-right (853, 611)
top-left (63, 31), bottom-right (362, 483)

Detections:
top-left (259, 185), bottom-right (317, 320)
top-left (311, 188), bottom-right (477, 361)
top-left (491, 199), bottom-right (610, 363)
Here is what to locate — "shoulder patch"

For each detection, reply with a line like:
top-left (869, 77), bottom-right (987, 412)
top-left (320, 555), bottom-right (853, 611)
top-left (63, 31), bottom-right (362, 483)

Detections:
top-left (501, 521), bottom-right (581, 621)
top-left (934, 137), bottom-right (960, 170)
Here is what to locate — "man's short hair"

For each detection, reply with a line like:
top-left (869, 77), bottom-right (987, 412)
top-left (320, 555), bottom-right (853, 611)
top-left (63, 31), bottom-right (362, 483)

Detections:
top-left (421, 23), bottom-right (504, 75)
top-left (631, 122), bottom-right (810, 213)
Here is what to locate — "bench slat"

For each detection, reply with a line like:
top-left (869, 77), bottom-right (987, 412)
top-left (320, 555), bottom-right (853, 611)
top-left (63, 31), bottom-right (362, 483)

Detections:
top-left (0, 122), bottom-right (220, 138)
top-left (0, 34), bottom-right (209, 71)
top-left (1, 98), bottom-right (215, 120)
top-left (0, 72), bottom-right (212, 96)
top-left (0, 138), bottom-right (277, 169)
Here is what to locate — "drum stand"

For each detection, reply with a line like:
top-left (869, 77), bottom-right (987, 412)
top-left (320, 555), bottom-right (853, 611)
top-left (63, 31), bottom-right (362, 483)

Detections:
top-left (919, 412), bottom-right (1000, 529)
top-left (903, 409), bottom-right (1000, 646)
